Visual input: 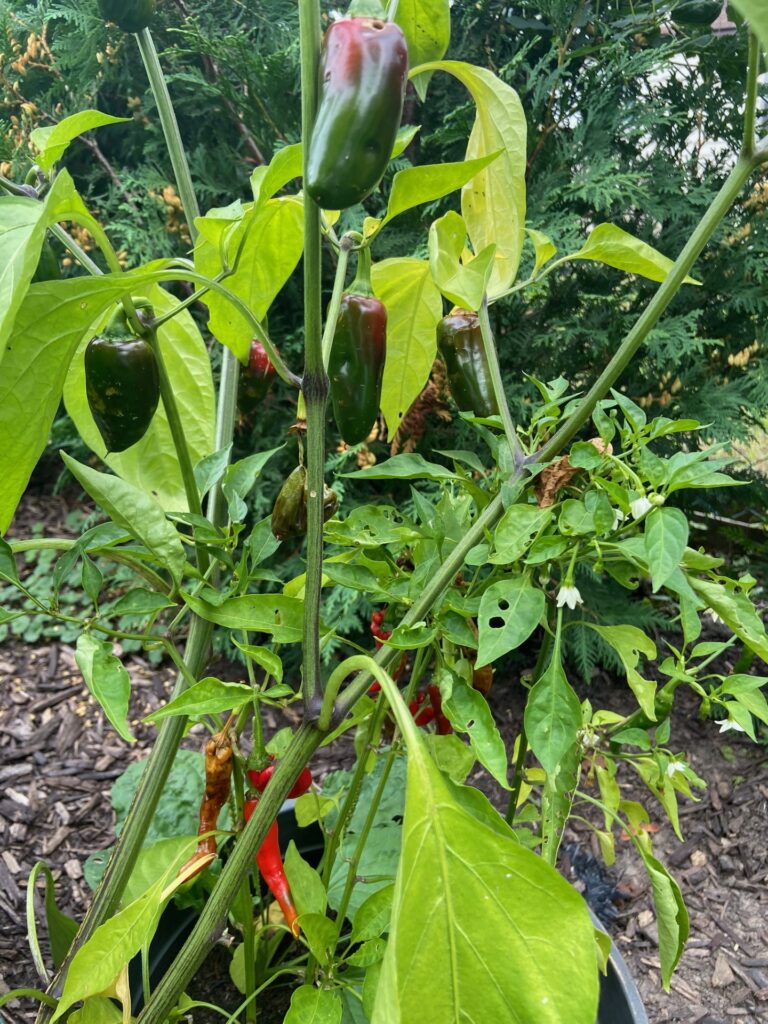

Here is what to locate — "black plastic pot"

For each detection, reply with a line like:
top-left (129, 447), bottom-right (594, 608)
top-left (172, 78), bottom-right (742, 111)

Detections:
top-left (129, 805), bottom-right (649, 1023)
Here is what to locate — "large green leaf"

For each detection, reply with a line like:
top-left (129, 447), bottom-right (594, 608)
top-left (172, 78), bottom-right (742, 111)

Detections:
top-left (195, 196), bottom-right (304, 361)
top-left (372, 698), bottom-right (599, 1023)
top-left (64, 283), bottom-right (215, 510)
top-left (62, 453), bottom-right (187, 588)
top-left (380, 153), bottom-right (501, 229)
top-left (144, 677), bottom-right (255, 723)
top-left (411, 61), bottom-right (527, 298)
top-left (524, 652), bottom-right (582, 778)
top-left (476, 577), bottom-right (545, 667)
top-left (31, 111), bottom-right (129, 172)
top-left (0, 170), bottom-right (80, 371)
top-left (372, 258), bottom-right (443, 435)
top-left (0, 270), bottom-right (160, 534)
top-left (567, 224), bottom-right (700, 284)
top-left (729, 0), bottom-right (768, 59)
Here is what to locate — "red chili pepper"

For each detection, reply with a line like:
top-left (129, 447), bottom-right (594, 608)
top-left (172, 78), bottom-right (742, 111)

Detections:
top-left (247, 764), bottom-right (313, 799)
top-left (428, 684), bottom-right (453, 735)
top-left (414, 705), bottom-right (435, 726)
top-left (244, 798), bottom-right (300, 936)
top-left (368, 681), bottom-right (382, 694)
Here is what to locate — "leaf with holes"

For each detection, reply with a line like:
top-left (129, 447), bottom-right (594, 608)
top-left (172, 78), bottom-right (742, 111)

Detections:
top-left (476, 577), bottom-right (544, 668)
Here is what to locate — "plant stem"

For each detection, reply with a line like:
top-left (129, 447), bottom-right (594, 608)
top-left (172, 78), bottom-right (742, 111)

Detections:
top-left (135, 29), bottom-right (201, 232)
top-left (298, 0), bottom-right (326, 719)
top-left (144, 327), bottom-right (208, 570)
top-left (137, 724), bottom-right (325, 1024)
top-left (38, 616), bottom-right (213, 1020)
top-left (478, 297), bottom-right (525, 465)
top-left (742, 32), bottom-right (761, 157)
top-left (321, 237), bottom-right (354, 369)
top-left (534, 152), bottom-right (761, 464)
top-left (50, 223), bottom-right (103, 275)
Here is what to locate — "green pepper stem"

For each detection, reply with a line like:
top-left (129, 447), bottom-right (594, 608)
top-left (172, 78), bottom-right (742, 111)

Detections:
top-left (349, 241), bottom-right (373, 296)
top-left (320, 237), bottom-right (354, 371)
top-left (298, 0), bottom-right (326, 718)
top-left (478, 298), bottom-right (525, 465)
top-left (742, 33), bottom-right (760, 157)
top-left (144, 326), bottom-right (208, 571)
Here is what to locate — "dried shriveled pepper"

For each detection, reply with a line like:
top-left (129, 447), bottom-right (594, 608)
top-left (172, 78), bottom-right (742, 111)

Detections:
top-left (179, 732), bottom-right (233, 879)
top-left (84, 305), bottom-right (160, 454)
top-left (437, 309), bottom-right (498, 418)
top-left (329, 247), bottom-right (386, 445)
top-left (306, 15), bottom-right (408, 210)
top-left (271, 465), bottom-right (339, 540)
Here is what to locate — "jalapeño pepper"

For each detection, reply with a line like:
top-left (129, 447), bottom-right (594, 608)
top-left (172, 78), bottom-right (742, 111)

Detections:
top-left (329, 247), bottom-right (386, 445)
top-left (84, 305), bottom-right (160, 454)
top-left (99, 0), bottom-right (155, 32)
top-left (437, 309), bottom-right (498, 418)
top-left (306, 16), bottom-right (408, 210)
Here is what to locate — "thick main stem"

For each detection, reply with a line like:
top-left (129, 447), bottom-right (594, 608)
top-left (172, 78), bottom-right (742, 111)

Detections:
top-left (299, 0), bottom-right (326, 718)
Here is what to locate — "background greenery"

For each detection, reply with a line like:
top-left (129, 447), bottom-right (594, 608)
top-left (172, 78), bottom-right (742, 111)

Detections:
top-left (2, 0), bottom-right (766, 663)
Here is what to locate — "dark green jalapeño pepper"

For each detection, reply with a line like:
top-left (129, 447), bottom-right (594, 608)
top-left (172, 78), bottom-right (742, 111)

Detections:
top-left (99, 0), bottom-right (155, 33)
top-left (437, 309), bottom-right (498, 419)
top-left (85, 305), bottom-right (160, 454)
top-left (306, 16), bottom-right (408, 210)
top-left (329, 248), bottom-right (386, 445)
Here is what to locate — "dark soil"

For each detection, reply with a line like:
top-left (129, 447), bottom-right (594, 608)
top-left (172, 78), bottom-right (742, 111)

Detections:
top-left (1, 493), bottom-right (767, 1024)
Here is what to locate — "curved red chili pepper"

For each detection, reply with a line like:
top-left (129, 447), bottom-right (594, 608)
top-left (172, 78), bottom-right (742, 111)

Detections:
top-left (244, 798), bottom-right (300, 936)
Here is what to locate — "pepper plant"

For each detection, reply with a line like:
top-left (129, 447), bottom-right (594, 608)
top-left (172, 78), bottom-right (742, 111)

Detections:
top-left (2, 1), bottom-right (768, 1022)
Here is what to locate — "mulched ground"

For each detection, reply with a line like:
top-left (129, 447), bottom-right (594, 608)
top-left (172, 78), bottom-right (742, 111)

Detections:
top-left (1, 493), bottom-right (767, 1023)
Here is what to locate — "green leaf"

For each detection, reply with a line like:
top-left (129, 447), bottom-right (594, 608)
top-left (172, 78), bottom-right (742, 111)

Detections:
top-left (384, 152), bottom-right (501, 228)
top-left (285, 986), bottom-right (342, 1024)
top-left (489, 504), bottom-right (552, 563)
top-left (476, 577), bottom-right (545, 667)
top-left (27, 862), bottom-right (78, 970)
top-left (182, 592), bottom-right (305, 643)
top-left (644, 507), bottom-right (689, 592)
top-left (395, 0), bottom-right (450, 101)
top-left (144, 677), bottom-right (254, 723)
top-left (524, 652), bottom-right (582, 778)
top-left (232, 640), bottom-right (283, 683)
top-left (411, 61), bottom-right (527, 298)
top-left (440, 668), bottom-right (509, 788)
top-left (284, 842), bottom-right (327, 917)
top-left (372, 258), bottom-right (443, 435)
top-left (111, 589), bottom-right (176, 617)
top-left (428, 210), bottom-right (496, 309)
top-left (62, 453), bottom-right (187, 588)
top-left (729, 0), bottom-right (768, 60)
top-left (249, 143), bottom-right (303, 207)
top-left (195, 197), bottom-right (303, 361)
top-left (75, 634), bottom-right (134, 743)
top-left (31, 111), bottom-right (129, 172)
top-left (69, 998), bottom-right (123, 1024)
top-left (636, 846), bottom-right (689, 989)
top-left (221, 447), bottom-right (283, 523)
top-left (568, 224), bottom-right (700, 285)
top-left (342, 453), bottom-right (458, 482)
top-left (193, 445), bottom-right (232, 500)
top-left (371, 722), bottom-right (599, 1023)
top-left (687, 576), bottom-right (768, 664)
top-left (64, 282), bottom-right (215, 511)
top-left (51, 876), bottom-right (166, 1021)
top-left (586, 624), bottom-right (658, 719)
top-left (351, 885), bottom-right (395, 943)
top-left (527, 228), bottom-right (557, 276)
